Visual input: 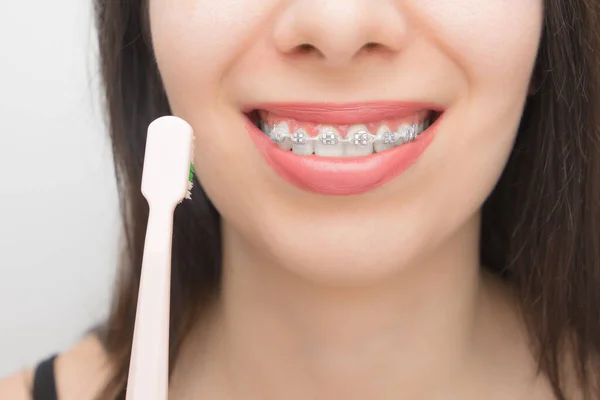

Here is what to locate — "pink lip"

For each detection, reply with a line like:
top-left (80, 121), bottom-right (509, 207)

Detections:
top-left (246, 102), bottom-right (444, 196)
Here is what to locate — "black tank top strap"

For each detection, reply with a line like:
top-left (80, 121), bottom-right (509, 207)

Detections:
top-left (32, 354), bottom-right (58, 400)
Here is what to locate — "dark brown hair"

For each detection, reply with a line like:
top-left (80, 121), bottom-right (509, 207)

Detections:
top-left (92, 0), bottom-right (600, 398)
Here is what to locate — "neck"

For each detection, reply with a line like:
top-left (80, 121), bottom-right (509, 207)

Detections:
top-left (204, 214), bottom-right (487, 399)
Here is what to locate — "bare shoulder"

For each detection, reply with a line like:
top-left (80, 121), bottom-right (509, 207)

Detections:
top-left (54, 335), bottom-right (114, 400)
top-left (0, 335), bottom-right (113, 400)
top-left (0, 367), bottom-right (33, 400)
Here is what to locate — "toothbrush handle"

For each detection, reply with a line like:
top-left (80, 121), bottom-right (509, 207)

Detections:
top-left (126, 206), bottom-right (174, 400)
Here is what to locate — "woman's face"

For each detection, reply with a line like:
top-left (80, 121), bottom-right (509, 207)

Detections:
top-left (150, 0), bottom-right (543, 283)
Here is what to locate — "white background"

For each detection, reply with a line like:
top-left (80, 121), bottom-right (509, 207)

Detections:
top-left (0, 1), bottom-right (119, 377)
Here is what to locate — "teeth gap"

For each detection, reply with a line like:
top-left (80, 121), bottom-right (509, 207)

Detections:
top-left (248, 110), bottom-right (261, 128)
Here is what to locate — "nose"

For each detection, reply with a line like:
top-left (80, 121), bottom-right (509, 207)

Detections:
top-left (273, 0), bottom-right (407, 68)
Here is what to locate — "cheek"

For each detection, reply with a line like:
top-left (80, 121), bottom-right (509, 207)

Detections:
top-left (149, 0), bottom-right (276, 93)
top-left (410, 0), bottom-right (543, 83)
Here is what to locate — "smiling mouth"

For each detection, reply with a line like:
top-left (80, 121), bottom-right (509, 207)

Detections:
top-left (244, 102), bottom-right (445, 196)
top-left (247, 107), bottom-right (441, 158)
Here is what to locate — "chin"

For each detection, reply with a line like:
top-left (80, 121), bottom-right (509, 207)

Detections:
top-left (242, 215), bottom-right (425, 286)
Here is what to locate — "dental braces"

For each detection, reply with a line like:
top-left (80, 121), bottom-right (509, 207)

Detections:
top-left (262, 122), bottom-right (424, 146)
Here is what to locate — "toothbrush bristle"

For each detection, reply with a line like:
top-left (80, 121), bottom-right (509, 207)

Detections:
top-left (186, 167), bottom-right (194, 200)
top-left (186, 161), bottom-right (195, 200)
top-left (189, 164), bottom-right (195, 182)
top-left (186, 139), bottom-right (195, 201)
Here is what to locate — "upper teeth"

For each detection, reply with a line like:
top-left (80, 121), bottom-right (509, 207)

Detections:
top-left (262, 122), bottom-right (424, 147)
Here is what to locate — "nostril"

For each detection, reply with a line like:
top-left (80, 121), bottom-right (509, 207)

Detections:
top-left (297, 43), bottom-right (314, 52)
top-left (291, 43), bottom-right (325, 59)
top-left (362, 42), bottom-right (386, 54)
top-left (296, 43), bottom-right (318, 54)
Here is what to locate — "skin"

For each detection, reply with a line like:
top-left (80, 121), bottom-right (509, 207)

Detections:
top-left (1, 0), bottom-right (564, 399)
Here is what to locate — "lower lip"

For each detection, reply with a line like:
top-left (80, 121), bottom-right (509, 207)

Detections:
top-left (247, 116), bottom-right (441, 196)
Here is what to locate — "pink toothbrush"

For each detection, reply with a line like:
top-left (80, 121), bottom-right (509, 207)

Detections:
top-left (126, 116), bottom-right (194, 400)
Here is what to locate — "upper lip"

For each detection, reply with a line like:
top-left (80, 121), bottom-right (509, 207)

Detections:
top-left (245, 102), bottom-right (445, 125)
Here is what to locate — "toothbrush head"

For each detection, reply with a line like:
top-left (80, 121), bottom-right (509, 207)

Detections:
top-left (141, 116), bottom-right (194, 208)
